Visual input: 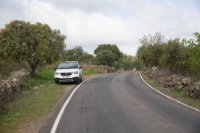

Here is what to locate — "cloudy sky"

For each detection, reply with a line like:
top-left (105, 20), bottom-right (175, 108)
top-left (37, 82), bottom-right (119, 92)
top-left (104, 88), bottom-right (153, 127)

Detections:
top-left (0, 0), bottom-right (200, 55)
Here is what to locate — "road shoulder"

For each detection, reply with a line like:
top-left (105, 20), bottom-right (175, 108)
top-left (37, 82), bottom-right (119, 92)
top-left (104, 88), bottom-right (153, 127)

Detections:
top-left (140, 73), bottom-right (200, 112)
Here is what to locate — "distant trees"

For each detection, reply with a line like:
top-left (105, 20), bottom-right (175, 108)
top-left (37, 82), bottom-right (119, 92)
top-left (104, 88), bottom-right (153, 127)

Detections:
top-left (94, 44), bottom-right (123, 67)
top-left (95, 49), bottom-right (116, 66)
top-left (0, 20), bottom-right (65, 77)
top-left (113, 54), bottom-right (136, 70)
top-left (63, 46), bottom-right (94, 64)
top-left (137, 32), bottom-right (200, 78)
top-left (64, 44), bottom-right (136, 71)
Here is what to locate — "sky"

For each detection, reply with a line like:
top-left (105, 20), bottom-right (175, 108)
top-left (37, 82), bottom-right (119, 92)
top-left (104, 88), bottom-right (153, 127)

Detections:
top-left (0, 0), bottom-right (200, 55)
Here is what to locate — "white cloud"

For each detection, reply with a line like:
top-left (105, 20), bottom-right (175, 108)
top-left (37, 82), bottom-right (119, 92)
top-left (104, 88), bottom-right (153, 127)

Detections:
top-left (0, 0), bottom-right (200, 55)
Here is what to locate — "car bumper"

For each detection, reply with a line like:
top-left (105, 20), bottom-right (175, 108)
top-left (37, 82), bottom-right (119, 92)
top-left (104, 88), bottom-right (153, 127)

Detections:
top-left (54, 77), bottom-right (80, 83)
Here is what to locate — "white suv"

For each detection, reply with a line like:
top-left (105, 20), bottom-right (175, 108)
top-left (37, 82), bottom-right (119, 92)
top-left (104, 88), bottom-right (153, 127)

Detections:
top-left (54, 61), bottom-right (82, 84)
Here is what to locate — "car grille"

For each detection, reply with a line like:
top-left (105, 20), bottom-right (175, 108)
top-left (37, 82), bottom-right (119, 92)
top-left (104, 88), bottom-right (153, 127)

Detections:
top-left (61, 72), bottom-right (72, 76)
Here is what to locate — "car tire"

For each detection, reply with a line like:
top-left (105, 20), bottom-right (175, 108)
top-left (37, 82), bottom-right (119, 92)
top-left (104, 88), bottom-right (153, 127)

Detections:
top-left (75, 77), bottom-right (82, 84)
top-left (55, 79), bottom-right (60, 84)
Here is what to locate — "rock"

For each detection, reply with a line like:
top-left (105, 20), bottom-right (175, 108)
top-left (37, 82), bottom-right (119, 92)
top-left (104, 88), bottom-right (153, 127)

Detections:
top-left (7, 69), bottom-right (29, 87)
top-left (171, 74), bottom-right (177, 79)
top-left (182, 78), bottom-right (191, 86)
top-left (33, 86), bottom-right (40, 90)
top-left (193, 82), bottom-right (200, 91)
top-left (176, 84), bottom-right (184, 90)
top-left (0, 69), bottom-right (30, 113)
top-left (132, 68), bottom-right (136, 71)
top-left (150, 67), bottom-right (159, 79)
top-left (152, 67), bottom-right (158, 72)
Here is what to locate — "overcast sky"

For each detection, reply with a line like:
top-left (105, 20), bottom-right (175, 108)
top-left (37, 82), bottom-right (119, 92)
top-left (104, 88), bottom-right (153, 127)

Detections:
top-left (0, 0), bottom-right (200, 55)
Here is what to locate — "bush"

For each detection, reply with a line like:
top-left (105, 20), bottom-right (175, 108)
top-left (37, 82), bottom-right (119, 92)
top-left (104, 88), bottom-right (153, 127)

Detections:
top-left (137, 33), bottom-right (200, 79)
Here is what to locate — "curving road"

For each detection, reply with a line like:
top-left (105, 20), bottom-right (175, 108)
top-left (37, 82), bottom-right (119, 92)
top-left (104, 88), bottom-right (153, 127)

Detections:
top-left (40, 73), bottom-right (200, 133)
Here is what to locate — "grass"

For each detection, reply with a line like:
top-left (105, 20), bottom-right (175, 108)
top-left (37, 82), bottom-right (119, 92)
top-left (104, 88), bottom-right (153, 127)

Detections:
top-left (82, 69), bottom-right (101, 75)
top-left (142, 74), bottom-right (200, 110)
top-left (0, 67), bottom-right (72, 133)
top-left (0, 67), bottom-right (99, 133)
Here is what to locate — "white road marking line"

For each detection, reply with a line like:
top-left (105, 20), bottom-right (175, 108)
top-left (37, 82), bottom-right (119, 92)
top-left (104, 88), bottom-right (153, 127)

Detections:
top-left (139, 73), bottom-right (200, 113)
top-left (50, 77), bottom-right (95, 133)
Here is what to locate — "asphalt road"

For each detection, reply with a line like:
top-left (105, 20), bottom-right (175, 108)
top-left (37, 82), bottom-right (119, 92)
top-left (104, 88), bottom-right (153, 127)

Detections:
top-left (40, 73), bottom-right (200, 133)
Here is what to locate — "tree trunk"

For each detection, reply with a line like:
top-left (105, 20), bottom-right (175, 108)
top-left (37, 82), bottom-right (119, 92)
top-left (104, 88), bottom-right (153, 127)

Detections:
top-left (29, 61), bottom-right (39, 77)
top-left (30, 66), bottom-right (36, 77)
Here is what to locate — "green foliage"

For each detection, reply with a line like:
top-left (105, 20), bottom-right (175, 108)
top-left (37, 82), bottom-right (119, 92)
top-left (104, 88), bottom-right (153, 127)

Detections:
top-left (94, 44), bottom-right (122, 67)
top-left (63, 46), bottom-right (94, 64)
top-left (161, 39), bottom-right (187, 73)
top-left (184, 43), bottom-right (200, 78)
top-left (137, 32), bottom-right (200, 78)
top-left (82, 69), bottom-right (100, 75)
top-left (113, 55), bottom-right (136, 70)
top-left (95, 50), bottom-right (116, 66)
top-left (0, 20), bottom-right (65, 77)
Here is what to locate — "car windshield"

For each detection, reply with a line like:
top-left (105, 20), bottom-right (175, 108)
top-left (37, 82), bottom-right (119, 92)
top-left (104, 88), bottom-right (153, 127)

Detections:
top-left (58, 62), bottom-right (78, 69)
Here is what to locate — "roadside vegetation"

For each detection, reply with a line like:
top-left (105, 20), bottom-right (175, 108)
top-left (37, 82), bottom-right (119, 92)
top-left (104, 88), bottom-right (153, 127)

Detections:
top-left (137, 32), bottom-right (200, 107)
top-left (137, 32), bottom-right (200, 79)
top-left (64, 44), bottom-right (137, 71)
top-left (0, 67), bottom-right (71, 133)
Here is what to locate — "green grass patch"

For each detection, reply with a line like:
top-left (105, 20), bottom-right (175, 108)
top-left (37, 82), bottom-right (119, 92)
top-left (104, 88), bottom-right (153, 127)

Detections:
top-left (0, 67), bottom-right (72, 133)
top-left (82, 69), bottom-right (101, 75)
top-left (37, 67), bottom-right (54, 81)
top-left (142, 74), bottom-right (200, 110)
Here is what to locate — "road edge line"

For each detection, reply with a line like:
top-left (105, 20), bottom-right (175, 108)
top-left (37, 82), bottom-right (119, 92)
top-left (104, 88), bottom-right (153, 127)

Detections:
top-left (50, 77), bottom-right (95, 133)
top-left (139, 73), bottom-right (200, 113)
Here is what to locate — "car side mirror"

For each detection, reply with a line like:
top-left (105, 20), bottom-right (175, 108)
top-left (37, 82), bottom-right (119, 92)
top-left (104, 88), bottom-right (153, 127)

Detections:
top-left (79, 66), bottom-right (82, 69)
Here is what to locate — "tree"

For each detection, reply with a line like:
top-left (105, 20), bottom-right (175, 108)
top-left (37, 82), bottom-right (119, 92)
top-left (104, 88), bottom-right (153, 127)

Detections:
top-left (0, 20), bottom-right (65, 77)
top-left (63, 46), bottom-right (94, 64)
top-left (64, 46), bottom-right (84, 61)
top-left (184, 33), bottom-right (200, 78)
top-left (138, 33), bottom-right (165, 67)
top-left (161, 39), bottom-right (187, 73)
top-left (139, 32), bottom-right (165, 46)
top-left (95, 50), bottom-right (116, 66)
top-left (113, 54), bottom-right (136, 70)
top-left (94, 44), bottom-right (122, 66)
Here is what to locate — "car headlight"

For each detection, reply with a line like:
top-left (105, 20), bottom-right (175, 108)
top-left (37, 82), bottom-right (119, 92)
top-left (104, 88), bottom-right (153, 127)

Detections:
top-left (73, 71), bottom-right (78, 74)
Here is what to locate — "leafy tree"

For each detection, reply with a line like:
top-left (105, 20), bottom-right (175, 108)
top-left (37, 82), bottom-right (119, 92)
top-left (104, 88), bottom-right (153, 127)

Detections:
top-left (161, 39), bottom-right (187, 73)
top-left (140, 32), bottom-right (165, 46)
top-left (94, 44), bottom-right (122, 66)
top-left (64, 46), bottom-right (84, 61)
top-left (80, 52), bottom-right (95, 64)
top-left (95, 50), bottom-right (116, 66)
top-left (0, 20), bottom-right (65, 77)
top-left (64, 46), bottom-right (94, 64)
top-left (184, 33), bottom-right (200, 78)
top-left (113, 55), bottom-right (136, 70)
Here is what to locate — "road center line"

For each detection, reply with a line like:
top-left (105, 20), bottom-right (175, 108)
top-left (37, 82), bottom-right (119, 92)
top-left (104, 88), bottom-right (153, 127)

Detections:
top-left (139, 73), bottom-right (200, 113)
top-left (50, 77), bottom-right (95, 133)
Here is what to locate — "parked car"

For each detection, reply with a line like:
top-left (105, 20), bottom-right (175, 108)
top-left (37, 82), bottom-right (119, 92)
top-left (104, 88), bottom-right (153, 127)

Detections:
top-left (54, 61), bottom-right (82, 84)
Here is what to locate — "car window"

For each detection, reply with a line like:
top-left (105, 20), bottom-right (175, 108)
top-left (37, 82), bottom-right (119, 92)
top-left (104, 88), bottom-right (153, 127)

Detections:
top-left (58, 62), bottom-right (78, 69)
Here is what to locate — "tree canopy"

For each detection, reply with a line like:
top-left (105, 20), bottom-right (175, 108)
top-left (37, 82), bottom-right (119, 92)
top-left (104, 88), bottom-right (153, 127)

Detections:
top-left (63, 46), bottom-right (94, 64)
top-left (94, 44), bottom-right (122, 67)
top-left (0, 20), bottom-right (66, 76)
top-left (137, 32), bottom-right (200, 78)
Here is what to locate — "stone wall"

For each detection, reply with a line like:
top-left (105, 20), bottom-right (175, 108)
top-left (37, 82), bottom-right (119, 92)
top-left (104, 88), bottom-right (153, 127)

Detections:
top-left (143, 67), bottom-right (200, 99)
top-left (0, 69), bottom-right (29, 113)
top-left (82, 64), bottom-right (116, 73)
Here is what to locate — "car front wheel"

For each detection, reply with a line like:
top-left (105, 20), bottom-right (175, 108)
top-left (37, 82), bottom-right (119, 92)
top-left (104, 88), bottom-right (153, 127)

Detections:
top-left (55, 79), bottom-right (60, 84)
